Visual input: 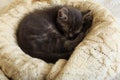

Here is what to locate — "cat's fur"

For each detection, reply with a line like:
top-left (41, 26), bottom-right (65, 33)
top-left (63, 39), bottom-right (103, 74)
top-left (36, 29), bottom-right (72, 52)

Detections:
top-left (16, 6), bottom-right (93, 63)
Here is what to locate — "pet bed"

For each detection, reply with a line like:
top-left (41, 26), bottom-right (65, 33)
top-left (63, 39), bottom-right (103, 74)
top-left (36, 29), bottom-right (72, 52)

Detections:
top-left (0, 0), bottom-right (120, 80)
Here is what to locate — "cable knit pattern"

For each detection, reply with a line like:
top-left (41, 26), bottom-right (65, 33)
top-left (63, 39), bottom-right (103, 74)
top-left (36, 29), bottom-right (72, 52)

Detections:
top-left (0, 0), bottom-right (120, 80)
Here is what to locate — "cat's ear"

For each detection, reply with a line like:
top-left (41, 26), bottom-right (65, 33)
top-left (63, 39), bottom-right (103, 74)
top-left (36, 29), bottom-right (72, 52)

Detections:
top-left (58, 7), bottom-right (68, 21)
top-left (82, 10), bottom-right (93, 23)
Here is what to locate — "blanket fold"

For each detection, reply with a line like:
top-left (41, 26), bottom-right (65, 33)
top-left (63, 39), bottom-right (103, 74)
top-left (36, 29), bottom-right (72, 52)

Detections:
top-left (0, 0), bottom-right (120, 80)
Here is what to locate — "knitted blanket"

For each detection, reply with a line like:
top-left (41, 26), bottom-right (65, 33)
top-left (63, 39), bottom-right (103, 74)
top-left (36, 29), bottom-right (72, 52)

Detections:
top-left (0, 0), bottom-right (120, 80)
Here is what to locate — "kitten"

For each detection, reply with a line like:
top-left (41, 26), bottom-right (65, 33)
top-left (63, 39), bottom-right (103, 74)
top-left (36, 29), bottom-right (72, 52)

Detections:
top-left (16, 6), bottom-right (93, 63)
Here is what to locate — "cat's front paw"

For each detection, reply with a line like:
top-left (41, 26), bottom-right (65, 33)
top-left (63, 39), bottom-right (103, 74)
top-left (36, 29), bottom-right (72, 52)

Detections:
top-left (76, 32), bottom-right (85, 41)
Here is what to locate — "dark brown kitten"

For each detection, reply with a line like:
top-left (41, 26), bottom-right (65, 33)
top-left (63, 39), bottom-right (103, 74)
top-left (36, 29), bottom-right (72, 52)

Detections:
top-left (16, 6), bottom-right (93, 63)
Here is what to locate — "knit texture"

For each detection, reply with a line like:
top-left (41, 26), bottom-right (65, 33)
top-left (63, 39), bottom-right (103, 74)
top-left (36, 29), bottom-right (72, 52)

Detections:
top-left (0, 0), bottom-right (120, 80)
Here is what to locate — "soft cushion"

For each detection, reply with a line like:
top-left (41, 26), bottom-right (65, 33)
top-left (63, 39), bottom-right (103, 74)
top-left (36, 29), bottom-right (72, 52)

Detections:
top-left (0, 0), bottom-right (120, 80)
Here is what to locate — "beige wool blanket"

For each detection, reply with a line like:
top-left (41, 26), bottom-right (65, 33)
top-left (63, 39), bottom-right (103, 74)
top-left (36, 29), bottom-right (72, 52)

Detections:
top-left (0, 0), bottom-right (120, 80)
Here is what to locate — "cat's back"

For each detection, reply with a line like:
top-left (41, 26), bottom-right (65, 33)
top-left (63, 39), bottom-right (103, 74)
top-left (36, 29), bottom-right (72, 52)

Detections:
top-left (17, 6), bottom-right (64, 53)
top-left (17, 6), bottom-right (62, 34)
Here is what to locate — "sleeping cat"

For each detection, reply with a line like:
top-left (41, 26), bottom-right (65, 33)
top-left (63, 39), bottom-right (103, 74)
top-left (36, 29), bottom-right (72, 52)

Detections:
top-left (16, 6), bottom-right (93, 63)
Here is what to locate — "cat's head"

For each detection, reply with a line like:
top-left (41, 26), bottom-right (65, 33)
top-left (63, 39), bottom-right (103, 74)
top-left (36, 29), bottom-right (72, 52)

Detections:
top-left (57, 6), bottom-right (92, 40)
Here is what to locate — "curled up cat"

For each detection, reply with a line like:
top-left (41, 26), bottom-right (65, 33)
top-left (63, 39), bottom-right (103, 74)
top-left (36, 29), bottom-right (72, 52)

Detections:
top-left (16, 5), bottom-right (93, 63)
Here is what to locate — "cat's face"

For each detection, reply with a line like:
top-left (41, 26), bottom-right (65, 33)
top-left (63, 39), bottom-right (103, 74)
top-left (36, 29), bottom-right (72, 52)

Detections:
top-left (57, 7), bottom-right (91, 40)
